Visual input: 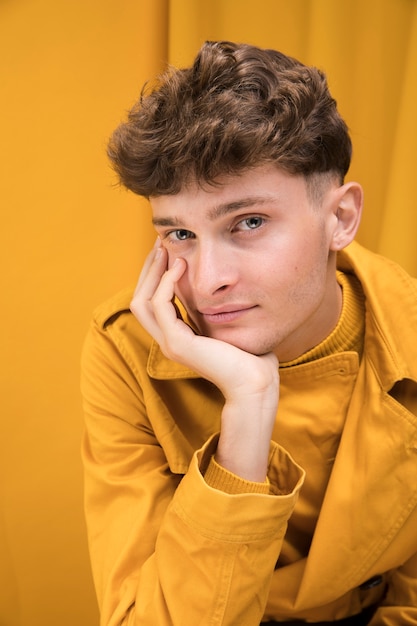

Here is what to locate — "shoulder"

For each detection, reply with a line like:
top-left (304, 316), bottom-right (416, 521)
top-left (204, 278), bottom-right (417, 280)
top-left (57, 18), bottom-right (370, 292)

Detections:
top-left (338, 241), bottom-right (417, 292)
top-left (339, 241), bottom-right (417, 384)
top-left (83, 286), bottom-right (154, 375)
top-left (91, 286), bottom-right (135, 330)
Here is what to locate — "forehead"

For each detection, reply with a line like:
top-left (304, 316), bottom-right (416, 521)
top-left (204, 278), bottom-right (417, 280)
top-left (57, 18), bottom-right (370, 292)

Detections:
top-left (150, 165), bottom-right (310, 222)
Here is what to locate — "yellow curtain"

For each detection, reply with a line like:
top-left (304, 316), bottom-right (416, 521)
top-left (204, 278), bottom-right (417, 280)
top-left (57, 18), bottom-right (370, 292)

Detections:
top-left (1, 2), bottom-right (415, 625)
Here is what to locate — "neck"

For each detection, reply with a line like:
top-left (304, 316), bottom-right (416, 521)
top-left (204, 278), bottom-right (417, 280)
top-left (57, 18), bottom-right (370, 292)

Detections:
top-left (281, 271), bottom-right (365, 367)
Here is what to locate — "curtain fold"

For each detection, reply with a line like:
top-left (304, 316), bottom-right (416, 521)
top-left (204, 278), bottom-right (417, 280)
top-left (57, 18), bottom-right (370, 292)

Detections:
top-left (378, 1), bottom-right (417, 276)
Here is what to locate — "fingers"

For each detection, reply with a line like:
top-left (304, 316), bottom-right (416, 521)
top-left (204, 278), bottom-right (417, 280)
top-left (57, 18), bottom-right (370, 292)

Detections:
top-left (130, 240), bottom-right (190, 350)
top-left (134, 237), bottom-right (163, 296)
top-left (152, 258), bottom-right (186, 318)
top-left (131, 238), bottom-right (167, 340)
top-left (129, 242), bottom-right (278, 406)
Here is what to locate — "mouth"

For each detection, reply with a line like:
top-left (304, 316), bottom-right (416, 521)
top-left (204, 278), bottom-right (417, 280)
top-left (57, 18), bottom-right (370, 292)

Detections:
top-left (198, 305), bottom-right (257, 324)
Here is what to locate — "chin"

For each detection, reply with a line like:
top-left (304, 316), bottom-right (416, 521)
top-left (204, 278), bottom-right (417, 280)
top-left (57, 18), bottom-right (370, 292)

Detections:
top-left (212, 332), bottom-right (275, 356)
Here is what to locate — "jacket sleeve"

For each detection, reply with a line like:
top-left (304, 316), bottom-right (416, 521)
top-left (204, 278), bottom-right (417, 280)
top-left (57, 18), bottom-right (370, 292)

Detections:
top-left (81, 317), bottom-right (305, 626)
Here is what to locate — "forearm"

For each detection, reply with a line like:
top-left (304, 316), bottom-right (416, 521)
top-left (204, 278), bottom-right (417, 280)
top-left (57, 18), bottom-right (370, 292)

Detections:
top-left (118, 437), bottom-right (304, 626)
top-left (89, 243), bottom-right (300, 624)
top-left (215, 393), bottom-right (278, 482)
top-left (84, 413), bottom-right (303, 626)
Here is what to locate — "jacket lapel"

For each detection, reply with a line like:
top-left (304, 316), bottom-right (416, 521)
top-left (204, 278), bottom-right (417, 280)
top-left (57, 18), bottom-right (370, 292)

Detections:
top-left (295, 350), bottom-right (417, 607)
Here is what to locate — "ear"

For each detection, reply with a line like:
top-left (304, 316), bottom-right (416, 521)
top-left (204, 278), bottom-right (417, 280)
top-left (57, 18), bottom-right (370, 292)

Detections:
top-left (329, 182), bottom-right (363, 251)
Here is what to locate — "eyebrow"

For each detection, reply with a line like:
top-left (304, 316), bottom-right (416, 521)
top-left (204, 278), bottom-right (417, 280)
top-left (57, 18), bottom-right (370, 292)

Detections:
top-left (152, 195), bottom-right (276, 227)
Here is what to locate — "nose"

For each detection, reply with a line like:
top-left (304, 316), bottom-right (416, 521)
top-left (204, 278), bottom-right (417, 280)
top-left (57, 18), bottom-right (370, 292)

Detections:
top-left (188, 242), bottom-right (239, 297)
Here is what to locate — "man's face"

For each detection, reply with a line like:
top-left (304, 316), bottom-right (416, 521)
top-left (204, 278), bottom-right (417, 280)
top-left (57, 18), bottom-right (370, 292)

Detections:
top-left (151, 164), bottom-right (342, 362)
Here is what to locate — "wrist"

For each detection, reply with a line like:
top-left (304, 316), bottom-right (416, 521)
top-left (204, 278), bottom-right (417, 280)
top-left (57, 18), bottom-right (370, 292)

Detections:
top-left (216, 403), bottom-right (276, 482)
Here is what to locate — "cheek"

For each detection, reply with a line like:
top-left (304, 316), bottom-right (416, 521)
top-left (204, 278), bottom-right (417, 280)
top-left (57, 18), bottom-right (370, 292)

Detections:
top-left (272, 238), bottom-right (328, 295)
top-left (294, 227), bottom-right (329, 270)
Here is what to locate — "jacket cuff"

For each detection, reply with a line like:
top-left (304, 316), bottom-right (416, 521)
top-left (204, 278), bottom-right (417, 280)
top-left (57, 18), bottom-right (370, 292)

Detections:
top-left (203, 454), bottom-right (271, 495)
top-left (168, 433), bottom-right (305, 542)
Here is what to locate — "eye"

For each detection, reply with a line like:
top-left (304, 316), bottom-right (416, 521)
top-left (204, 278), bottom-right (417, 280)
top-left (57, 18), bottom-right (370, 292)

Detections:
top-left (235, 216), bottom-right (265, 231)
top-left (168, 229), bottom-right (194, 241)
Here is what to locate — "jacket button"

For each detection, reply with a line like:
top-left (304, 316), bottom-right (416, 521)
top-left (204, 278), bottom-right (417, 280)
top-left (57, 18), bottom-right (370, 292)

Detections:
top-left (359, 575), bottom-right (383, 590)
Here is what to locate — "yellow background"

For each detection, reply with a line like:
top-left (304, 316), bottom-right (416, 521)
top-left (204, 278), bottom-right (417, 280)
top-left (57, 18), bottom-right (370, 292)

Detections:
top-left (1, 1), bottom-right (416, 624)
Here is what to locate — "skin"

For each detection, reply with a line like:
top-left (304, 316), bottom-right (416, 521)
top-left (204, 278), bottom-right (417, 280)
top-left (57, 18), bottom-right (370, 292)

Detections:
top-left (131, 164), bottom-right (362, 481)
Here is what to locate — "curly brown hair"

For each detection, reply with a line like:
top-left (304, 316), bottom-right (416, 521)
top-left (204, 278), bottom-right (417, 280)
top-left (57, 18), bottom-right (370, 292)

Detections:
top-left (108, 41), bottom-right (352, 198)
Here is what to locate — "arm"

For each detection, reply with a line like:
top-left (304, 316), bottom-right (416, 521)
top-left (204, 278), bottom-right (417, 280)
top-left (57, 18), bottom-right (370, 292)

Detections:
top-left (133, 241), bottom-right (279, 482)
top-left (81, 243), bottom-right (304, 625)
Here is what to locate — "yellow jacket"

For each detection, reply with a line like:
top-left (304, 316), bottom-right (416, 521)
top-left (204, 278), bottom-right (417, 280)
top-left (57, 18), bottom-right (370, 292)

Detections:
top-left (81, 242), bottom-right (417, 625)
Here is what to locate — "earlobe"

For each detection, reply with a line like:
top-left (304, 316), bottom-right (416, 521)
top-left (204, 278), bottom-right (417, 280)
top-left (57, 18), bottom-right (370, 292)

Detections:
top-left (330, 182), bottom-right (363, 251)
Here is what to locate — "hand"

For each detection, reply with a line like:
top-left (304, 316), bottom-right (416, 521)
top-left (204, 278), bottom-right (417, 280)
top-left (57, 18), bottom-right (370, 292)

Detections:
top-left (131, 239), bottom-right (279, 481)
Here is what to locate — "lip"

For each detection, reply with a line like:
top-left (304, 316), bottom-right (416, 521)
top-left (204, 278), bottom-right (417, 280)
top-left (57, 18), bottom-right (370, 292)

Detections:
top-left (198, 305), bottom-right (257, 324)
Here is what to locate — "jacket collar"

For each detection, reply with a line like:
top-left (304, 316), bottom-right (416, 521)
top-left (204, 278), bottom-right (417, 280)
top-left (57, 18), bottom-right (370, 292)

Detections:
top-left (338, 241), bottom-right (417, 389)
top-left (294, 242), bottom-right (417, 608)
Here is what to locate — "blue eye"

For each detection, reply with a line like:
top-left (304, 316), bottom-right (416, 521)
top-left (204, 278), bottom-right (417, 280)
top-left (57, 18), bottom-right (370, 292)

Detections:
top-left (246, 217), bottom-right (263, 229)
top-left (236, 216), bottom-right (264, 231)
top-left (173, 229), bottom-right (193, 240)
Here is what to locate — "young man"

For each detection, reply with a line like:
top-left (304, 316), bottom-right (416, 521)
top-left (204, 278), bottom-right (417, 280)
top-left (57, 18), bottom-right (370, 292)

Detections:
top-left (81, 41), bottom-right (417, 625)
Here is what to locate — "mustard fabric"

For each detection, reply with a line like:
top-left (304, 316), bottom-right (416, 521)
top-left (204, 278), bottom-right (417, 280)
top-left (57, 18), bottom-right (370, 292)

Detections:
top-left (81, 241), bottom-right (417, 625)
